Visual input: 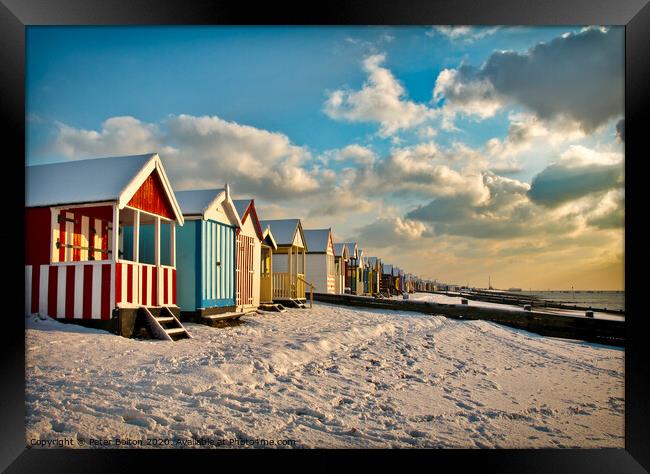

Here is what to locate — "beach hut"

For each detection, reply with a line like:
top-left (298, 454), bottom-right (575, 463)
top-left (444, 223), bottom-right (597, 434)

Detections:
top-left (257, 224), bottom-right (285, 311)
top-left (360, 255), bottom-right (371, 295)
top-left (25, 153), bottom-right (191, 340)
top-left (174, 186), bottom-right (243, 324)
top-left (381, 264), bottom-right (394, 295)
top-left (333, 243), bottom-right (349, 295)
top-left (259, 219), bottom-right (310, 308)
top-left (342, 242), bottom-right (357, 294)
top-left (230, 199), bottom-right (265, 313)
top-left (354, 248), bottom-right (365, 295)
top-left (342, 243), bottom-right (362, 294)
top-left (303, 228), bottom-right (336, 294)
top-left (366, 257), bottom-right (382, 295)
top-left (304, 228), bottom-right (336, 294)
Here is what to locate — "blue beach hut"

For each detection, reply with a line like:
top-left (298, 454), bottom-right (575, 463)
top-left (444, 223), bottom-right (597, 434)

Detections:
top-left (174, 186), bottom-right (243, 322)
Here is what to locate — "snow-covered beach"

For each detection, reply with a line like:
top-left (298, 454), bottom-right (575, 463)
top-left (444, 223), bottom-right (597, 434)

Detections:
top-left (25, 300), bottom-right (624, 449)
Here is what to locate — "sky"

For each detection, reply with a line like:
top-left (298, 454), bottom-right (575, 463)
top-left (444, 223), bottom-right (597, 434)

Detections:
top-left (26, 26), bottom-right (625, 290)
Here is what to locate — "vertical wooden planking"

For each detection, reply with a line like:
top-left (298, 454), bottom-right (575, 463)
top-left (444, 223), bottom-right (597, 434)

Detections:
top-left (80, 216), bottom-right (89, 261)
top-left (152, 266), bottom-right (158, 306)
top-left (115, 262), bottom-right (122, 305)
top-left (48, 266), bottom-right (58, 318)
top-left (74, 265), bottom-right (84, 318)
top-left (126, 263), bottom-right (133, 304)
top-left (65, 265), bottom-right (75, 318)
top-left (65, 212), bottom-right (74, 262)
top-left (51, 210), bottom-right (59, 263)
top-left (73, 213), bottom-right (81, 261)
top-left (93, 218), bottom-right (101, 260)
top-left (172, 268), bottom-right (177, 305)
top-left (82, 264), bottom-right (92, 319)
top-left (201, 221), bottom-right (206, 302)
top-left (58, 211), bottom-right (66, 262)
top-left (163, 267), bottom-right (168, 305)
top-left (141, 263), bottom-right (147, 305)
top-left (39, 265), bottom-right (48, 316)
top-left (101, 264), bottom-right (111, 319)
top-left (91, 264), bottom-right (102, 319)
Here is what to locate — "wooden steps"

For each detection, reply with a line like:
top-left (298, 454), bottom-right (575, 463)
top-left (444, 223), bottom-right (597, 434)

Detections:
top-left (142, 306), bottom-right (192, 341)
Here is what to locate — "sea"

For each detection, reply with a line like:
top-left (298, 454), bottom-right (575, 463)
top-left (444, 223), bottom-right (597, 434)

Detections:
top-left (517, 290), bottom-right (625, 311)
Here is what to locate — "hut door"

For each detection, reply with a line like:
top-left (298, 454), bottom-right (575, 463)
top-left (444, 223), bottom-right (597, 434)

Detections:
top-left (236, 234), bottom-right (254, 307)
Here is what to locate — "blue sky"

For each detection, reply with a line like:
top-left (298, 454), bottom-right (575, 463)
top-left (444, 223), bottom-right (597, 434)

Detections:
top-left (26, 26), bottom-right (625, 289)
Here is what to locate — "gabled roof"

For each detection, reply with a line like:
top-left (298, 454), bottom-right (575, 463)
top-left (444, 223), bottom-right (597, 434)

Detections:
top-left (333, 243), bottom-right (349, 259)
top-left (261, 225), bottom-right (278, 250)
top-left (383, 264), bottom-right (393, 275)
top-left (259, 219), bottom-right (306, 249)
top-left (26, 153), bottom-right (184, 224)
top-left (366, 256), bottom-right (381, 266)
top-left (303, 228), bottom-right (332, 253)
top-left (176, 188), bottom-right (224, 215)
top-left (175, 186), bottom-right (242, 228)
top-left (340, 242), bottom-right (358, 259)
top-left (232, 198), bottom-right (264, 240)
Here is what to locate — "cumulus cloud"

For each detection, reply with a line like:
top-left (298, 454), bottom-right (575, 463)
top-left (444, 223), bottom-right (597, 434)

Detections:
top-left (53, 116), bottom-right (176, 158)
top-left (528, 145), bottom-right (624, 207)
top-left (434, 27), bottom-right (624, 132)
top-left (434, 66), bottom-right (503, 129)
top-left (426, 26), bottom-right (500, 42)
top-left (405, 172), bottom-right (547, 239)
top-left (350, 216), bottom-right (428, 248)
top-left (321, 144), bottom-right (377, 166)
top-left (585, 189), bottom-right (624, 229)
top-left (324, 54), bottom-right (437, 136)
top-left (52, 114), bottom-right (322, 200)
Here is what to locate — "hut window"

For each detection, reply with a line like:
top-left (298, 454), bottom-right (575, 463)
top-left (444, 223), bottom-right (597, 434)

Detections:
top-left (52, 206), bottom-right (114, 263)
top-left (119, 208), bottom-right (136, 262)
top-left (138, 213), bottom-right (157, 265)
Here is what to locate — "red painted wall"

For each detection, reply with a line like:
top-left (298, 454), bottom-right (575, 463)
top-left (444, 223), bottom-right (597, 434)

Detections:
top-left (127, 171), bottom-right (175, 219)
top-left (25, 208), bottom-right (51, 265)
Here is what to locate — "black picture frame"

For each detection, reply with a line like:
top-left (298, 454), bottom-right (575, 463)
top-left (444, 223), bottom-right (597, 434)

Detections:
top-left (2, 0), bottom-right (648, 471)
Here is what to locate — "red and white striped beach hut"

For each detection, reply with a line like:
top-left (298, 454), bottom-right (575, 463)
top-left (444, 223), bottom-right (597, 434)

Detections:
top-left (25, 153), bottom-right (187, 338)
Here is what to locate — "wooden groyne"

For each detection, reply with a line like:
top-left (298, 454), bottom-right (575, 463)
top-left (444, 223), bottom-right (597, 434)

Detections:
top-left (313, 293), bottom-right (625, 347)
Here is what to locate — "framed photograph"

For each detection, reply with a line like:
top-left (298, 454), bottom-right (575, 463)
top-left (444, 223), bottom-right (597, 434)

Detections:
top-left (3, 0), bottom-right (648, 471)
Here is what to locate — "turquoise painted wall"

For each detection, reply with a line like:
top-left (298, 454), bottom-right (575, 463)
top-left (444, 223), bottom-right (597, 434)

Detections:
top-left (175, 220), bottom-right (197, 311)
top-left (199, 220), bottom-right (236, 308)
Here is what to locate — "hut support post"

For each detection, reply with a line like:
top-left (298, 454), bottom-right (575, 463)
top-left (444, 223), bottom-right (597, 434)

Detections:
top-left (170, 222), bottom-right (176, 267)
top-left (288, 247), bottom-right (293, 299)
top-left (133, 210), bottom-right (140, 263)
top-left (112, 205), bottom-right (120, 263)
top-left (155, 216), bottom-right (160, 303)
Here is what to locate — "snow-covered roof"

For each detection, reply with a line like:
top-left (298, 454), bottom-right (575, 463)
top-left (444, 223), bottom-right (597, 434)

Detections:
top-left (175, 187), bottom-right (241, 228)
top-left (176, 189), bottom-right (225, 215)
top-left (27, 153), bottom-right (152, 208)
top-left (259, 219), bottom-right (305, 248)
top-left (333, 243), bottom-right (349, 259)
top-left (26, 153), bottom-right (184, 224)
top-left (340, 242), bottom-right (357, 258)
top-left (303, 229), bottom-right (331, 253)
top-left (366, 256), bottom-right (380, 266)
